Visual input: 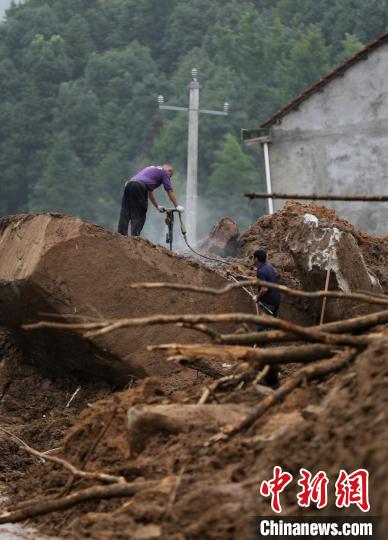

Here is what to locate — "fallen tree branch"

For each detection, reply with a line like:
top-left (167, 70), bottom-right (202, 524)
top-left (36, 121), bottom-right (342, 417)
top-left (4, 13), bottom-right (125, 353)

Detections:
top-left (244, 192), bottom-right (388, 201)
top-left (180, 322), bottom-right (221, 340)
top-left (0, 427), bottom-right (125, 485)
top-left (181, 316), bottom-right (381, 347)
top-left (206, 348), bottom-right (358, 444)
top-left (157, 343), bottom-right (340, 367)
top-left (197, 370), bottom-right (253, 404)
top-left (0, 480), bottom-right (157, 525)
top-left (127, 281), bottom-right (388, 307)
top-left (22, 320), bottom-right (109, 331)
top-left (216, 309), bottom-right (388, 346)
top-left (24, 312), bottom-right (384, 346)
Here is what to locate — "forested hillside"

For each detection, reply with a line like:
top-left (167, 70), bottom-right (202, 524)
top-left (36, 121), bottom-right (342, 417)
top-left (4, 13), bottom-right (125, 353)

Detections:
top-left (1, 0), bottom-right (387, 238)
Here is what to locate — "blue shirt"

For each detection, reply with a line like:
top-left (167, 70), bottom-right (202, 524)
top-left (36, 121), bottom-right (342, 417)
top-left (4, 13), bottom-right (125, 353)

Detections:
top-left (131, 166), bottom-right (173, 192)
top-left (257, 263), bottom-right (281, 306)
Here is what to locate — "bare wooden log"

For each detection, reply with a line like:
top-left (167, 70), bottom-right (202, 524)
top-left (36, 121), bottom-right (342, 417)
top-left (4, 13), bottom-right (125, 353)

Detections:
top-left (0, 480), bottom-right (157, 524)
top-left (155, 343), bottom-right (339, 367)
top-left (244, 192), bottom-right (388, 202)
top-left (127, 281), bottom-right (388, 307)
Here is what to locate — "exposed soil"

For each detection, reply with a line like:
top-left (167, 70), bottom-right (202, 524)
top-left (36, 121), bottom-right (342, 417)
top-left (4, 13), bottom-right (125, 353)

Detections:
top-left (0, 204), bottom-right (387, 539)
top-left (238, 201), bottom-right (388, 292)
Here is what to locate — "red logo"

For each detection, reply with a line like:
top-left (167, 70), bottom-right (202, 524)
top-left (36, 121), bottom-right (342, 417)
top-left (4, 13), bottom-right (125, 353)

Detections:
top-left (297, 468), bottom-right (329, 509)
top-left (335, 469), bottom-right (370, 512)
top-left (259, 466), bottom-right (293, 513)
top-left (260, 467), bottom-right (370, 513)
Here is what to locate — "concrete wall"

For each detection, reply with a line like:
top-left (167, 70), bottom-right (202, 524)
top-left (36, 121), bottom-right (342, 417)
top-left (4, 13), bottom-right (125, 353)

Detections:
top-left (267, 43), bottom-right (388, 236)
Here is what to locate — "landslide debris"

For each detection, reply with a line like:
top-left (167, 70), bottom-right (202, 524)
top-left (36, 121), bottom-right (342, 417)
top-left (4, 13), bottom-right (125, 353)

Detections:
top-left (238, 201), bottom-right (388, 293)
top-left (0, 204), bottom-right (387, 539)
top-left (0, 213), bottom-right (251, 384)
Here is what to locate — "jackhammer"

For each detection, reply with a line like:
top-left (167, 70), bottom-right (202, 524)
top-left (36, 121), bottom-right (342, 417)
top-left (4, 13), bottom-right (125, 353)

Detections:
top-left (159, 207), bottom-right (223, 262)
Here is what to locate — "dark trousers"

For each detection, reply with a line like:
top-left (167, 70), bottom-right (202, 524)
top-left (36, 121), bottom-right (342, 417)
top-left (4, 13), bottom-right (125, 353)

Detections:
top-left (118, 181), bottom-right (148, 236)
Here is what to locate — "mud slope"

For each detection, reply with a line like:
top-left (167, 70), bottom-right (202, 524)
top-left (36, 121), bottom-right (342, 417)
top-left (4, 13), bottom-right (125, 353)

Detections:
top-left (0, 213), bottom-right (251, 383)
top-left (4, 340), bottom-right (387, 539)
top-left (239, 201), bottom-right (388, 292)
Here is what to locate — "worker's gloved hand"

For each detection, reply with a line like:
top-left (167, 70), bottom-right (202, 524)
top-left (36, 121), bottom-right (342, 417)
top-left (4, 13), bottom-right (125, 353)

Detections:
top-left (252, 294), bottom-right (258, 302)
top-left (157, 205), bottom-right (166, 213)
top-left (176, 205), bottom-right (184, 212)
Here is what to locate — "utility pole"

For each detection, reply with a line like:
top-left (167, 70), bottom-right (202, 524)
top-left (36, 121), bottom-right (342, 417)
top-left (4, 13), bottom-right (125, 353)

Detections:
top-left (158, 68), bottom-right (229, 244)
top-left (186, 72), bottom-right (199, 242)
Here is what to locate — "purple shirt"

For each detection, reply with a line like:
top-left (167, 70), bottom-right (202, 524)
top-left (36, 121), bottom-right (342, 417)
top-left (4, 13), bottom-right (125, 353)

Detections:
top-left (131, 166), bottom-right (173, 192)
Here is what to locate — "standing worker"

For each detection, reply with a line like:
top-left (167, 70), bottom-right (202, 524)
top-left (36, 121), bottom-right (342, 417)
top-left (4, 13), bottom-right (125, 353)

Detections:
top-left (118, 163), bottom-right (184, 236)
top-left (252, 249), bottom-right (281, 317)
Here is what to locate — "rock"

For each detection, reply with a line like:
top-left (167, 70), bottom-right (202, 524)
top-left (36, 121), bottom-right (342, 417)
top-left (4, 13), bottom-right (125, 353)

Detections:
top-left (0, 214), bottom-right (251, 383)
top-left (286, 212), bottom-right (383, 321)
top-left (126, 403), bottom-right (250, 455)
top-left (196, 217), bottom-right (239, 258)
top-left (248, 411), bottom-right (304, 446)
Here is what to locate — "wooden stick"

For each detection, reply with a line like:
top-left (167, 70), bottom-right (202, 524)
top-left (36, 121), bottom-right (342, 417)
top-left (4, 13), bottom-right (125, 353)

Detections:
top-left (197, 371), bottom-right (253, 405)
top-left (24, 312), bottom-right (381, 346)
top-left (320, 250), bottom-right (332, 325)
top-left (65, 386), bottom-right (81, 408)
top-left (244, 192), bottom-right (388, 201)
top-left (160, 343), bottom-right (339, 367)
top-left (126, 281), bottom-right (388, 307)
top-left (58, 406), bottom-right (118, 498)
top-left (0, 480), bottom-right (157, 524)
top-left (148, 316), bottom-right (378, 348)
top-left (0, 428), bottom-right (125, 485)
top-left (179, 322), bottom-right (221, 340)
top-left (216, 309), bottom-right (388, 346)
top-left (165, 465), bottom-right (186, 516)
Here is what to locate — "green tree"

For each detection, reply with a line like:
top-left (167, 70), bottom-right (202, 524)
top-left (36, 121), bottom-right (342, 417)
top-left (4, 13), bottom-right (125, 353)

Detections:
top-left (274, 25), bottom-right (331, 104)
top-left (29, 132), bottom-right (94, 218)
top-left (206, 134), bottom-right (265, 233)
top-left (337, 33), bottom-right (364, 63)
top-left (63, 14), bottom-right (94, 77)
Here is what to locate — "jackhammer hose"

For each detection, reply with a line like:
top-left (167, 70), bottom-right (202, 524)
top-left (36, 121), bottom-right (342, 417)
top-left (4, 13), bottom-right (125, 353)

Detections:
top-left (177, 213), bottom-right (225, 263)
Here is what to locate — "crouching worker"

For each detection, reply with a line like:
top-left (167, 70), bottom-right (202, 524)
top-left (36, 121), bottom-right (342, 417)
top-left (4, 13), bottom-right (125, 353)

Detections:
top-left (118, 163), bottom-right (184, 236)
top-left (252, 249), bottom-right (281, 317)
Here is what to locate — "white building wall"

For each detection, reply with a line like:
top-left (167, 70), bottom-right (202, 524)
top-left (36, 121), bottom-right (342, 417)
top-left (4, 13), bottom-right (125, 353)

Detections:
top-left (268, 43), bottom-right (388, 235)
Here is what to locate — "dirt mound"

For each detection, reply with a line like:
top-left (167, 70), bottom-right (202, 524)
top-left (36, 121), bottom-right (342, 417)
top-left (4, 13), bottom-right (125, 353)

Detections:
top-left (1, 205), bottom-right (387, 539)
top-left (239, 202), bottom-right (388, 292)
top-left (5, 339), bottom-right (387, 538)
top-left (0, 213), bottom-right (251, 383)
